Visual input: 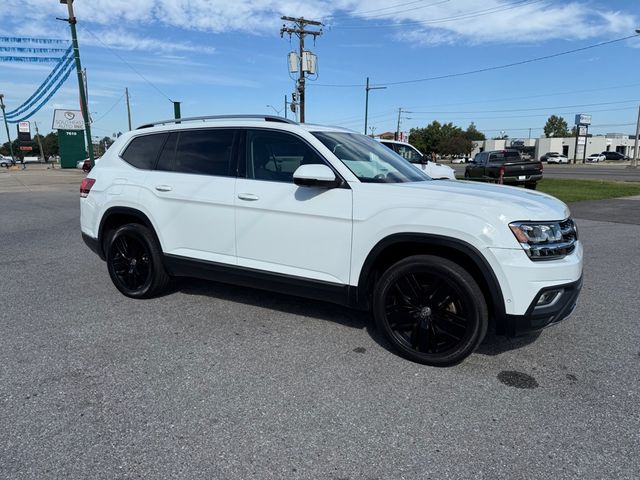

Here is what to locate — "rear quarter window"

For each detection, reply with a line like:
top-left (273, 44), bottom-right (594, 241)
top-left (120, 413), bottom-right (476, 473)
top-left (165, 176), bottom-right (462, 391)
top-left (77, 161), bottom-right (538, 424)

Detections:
top-left (121, 134), bottom-right (168, 169)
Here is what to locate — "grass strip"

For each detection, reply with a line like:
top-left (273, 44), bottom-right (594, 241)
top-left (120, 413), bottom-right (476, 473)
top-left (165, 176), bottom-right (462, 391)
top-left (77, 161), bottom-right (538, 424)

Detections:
top-left (536, 178), bottom-right (640, 203)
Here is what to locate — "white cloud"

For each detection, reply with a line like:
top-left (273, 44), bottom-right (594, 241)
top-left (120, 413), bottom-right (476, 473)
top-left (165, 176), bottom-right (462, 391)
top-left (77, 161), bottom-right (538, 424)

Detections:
top-left (2, 0), bottom-right (638, 46)
top-left (79, 29), bottom-right (215, 54)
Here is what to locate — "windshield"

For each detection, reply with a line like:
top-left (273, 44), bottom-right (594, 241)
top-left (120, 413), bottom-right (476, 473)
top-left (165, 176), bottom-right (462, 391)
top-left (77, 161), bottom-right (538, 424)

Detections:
top-left (312, 132), bottom-right (429, 183)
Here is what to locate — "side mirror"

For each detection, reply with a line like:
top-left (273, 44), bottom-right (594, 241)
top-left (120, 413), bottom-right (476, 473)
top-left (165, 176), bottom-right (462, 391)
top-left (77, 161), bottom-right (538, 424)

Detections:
top-left (293, 164), bottom-right (340, 188)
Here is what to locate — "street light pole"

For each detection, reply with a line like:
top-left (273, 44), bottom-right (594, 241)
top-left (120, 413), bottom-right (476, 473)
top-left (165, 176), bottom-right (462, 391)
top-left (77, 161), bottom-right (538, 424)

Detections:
top-left (60, 0), bottom-right (95, 167)
top-left (364, 77), bottom-right (386, 135)
top-left (0, 94), bottom-right (16, 163)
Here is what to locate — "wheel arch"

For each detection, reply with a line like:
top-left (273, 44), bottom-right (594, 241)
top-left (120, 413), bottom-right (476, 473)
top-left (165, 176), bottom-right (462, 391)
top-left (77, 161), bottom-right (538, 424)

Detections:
top-left (97, 207), bottom-right (162, 260)
top-left (356, 233), bottom-right (507, 333)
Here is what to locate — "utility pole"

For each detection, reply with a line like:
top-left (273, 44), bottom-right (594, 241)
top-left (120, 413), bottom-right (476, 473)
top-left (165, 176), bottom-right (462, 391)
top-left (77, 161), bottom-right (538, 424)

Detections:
top-left (125, 87), bottom-right (132, 130)
top-left (0, 94), bottom-right (16, 163)
top-left (280, 16), bottom-right (323, 123)
top-left (396, 108), bottom-right (411, 141)
top-left (632, 104), bottom-right (639, 168)
top-left (34, 121), bottom-right (45, 163)
top-left (60, 0), bottom-right (95, 167)
top-left (364, 77), bottom-right (386, 135)
top-left (284, 94), bottom-right (288, 120)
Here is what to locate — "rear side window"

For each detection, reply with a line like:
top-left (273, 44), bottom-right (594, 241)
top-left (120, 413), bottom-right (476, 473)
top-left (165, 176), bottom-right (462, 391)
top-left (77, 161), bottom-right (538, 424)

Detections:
top-left (121, 134), bottom-right (168, 169)
top-left (173, 129), bottom-right (235, 176)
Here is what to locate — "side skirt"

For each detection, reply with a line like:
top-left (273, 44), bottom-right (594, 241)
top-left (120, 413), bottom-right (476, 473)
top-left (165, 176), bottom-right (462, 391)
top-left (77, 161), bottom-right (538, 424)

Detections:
top-left (163, 254), bottom-right (360, 309)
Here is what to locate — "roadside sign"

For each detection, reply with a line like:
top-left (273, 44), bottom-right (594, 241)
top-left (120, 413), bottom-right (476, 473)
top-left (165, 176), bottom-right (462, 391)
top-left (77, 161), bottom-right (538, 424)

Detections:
top-left (575, 114), bottom-right (592, 126)
top-left (52, 109), bottom-right (84, 130)
top-left (17, 121), bottom-right (31, 142)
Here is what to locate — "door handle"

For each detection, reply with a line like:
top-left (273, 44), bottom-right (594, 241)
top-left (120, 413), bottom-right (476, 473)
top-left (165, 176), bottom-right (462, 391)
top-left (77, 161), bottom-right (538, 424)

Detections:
top-left (155, 185), bottom-right (173, 192)
top-left (237, 193), bottom-right (259, 201)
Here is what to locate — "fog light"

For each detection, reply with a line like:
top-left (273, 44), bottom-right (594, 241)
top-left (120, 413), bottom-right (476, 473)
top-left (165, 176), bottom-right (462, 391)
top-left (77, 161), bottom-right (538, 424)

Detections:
top-left (537, 289), bottom-right (563, 307)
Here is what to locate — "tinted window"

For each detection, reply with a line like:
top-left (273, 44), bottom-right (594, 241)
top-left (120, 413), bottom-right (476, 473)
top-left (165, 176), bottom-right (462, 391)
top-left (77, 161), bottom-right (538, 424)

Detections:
top-left (489, 151), bottom-right (522, 161)
top-left (156, 132), bottom-right (178, 171)
top-left (247, 130), bottom-right (325, 183)
top-left (394, 144), bottom-right (423, 163)
top-left (121, 134), bottom-right (167, 169)
top-left (173, 129), bottom-right (235, 176)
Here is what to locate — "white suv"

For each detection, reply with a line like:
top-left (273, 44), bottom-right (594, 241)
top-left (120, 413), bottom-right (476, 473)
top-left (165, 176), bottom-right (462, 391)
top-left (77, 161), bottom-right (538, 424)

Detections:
top-left (80, 115), bottom-right (583, 366)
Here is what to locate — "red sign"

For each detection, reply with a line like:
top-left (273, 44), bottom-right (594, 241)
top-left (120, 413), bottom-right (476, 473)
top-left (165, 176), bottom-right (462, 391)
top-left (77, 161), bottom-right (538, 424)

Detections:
top-left (19, 146), bottom-right (33, 151)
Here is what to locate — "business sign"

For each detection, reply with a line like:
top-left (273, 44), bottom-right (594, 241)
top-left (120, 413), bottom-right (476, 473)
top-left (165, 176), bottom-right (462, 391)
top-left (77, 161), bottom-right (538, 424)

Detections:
top-left (17, 121), bottom-right (31, 142)
top-left (578, 125), bottom-right (587, 136)
top-left (52, 109), bottom-right (84, 131)
top-left (575, 114), bottom-right (592, 126)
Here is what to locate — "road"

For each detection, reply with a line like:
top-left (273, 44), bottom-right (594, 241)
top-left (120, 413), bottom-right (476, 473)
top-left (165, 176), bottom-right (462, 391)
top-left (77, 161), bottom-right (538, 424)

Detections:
top-left (450, 163), bottom-right (640, 182)
top-left (0, 171), bottom-right (639, 479)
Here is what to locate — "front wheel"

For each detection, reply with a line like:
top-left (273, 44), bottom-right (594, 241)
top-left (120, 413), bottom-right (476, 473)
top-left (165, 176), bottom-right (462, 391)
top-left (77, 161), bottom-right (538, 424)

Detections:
top-left (372, 255), bottom-right (488, 366)
top-left (105, 223), bottom-right (169, 298)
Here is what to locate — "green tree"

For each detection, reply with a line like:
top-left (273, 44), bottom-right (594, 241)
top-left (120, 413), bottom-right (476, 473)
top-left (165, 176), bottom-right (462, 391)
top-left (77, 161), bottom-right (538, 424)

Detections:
top-left (437, 135), bottom-right (474, 156)
top-left (409, 120), bottom-right (442, 154)
top-left (43, 132), bottom-right (59, 156)
top-left (464, 122), bottom-right (485, 141)
top-left (543, 115), bottom-right (570, 138)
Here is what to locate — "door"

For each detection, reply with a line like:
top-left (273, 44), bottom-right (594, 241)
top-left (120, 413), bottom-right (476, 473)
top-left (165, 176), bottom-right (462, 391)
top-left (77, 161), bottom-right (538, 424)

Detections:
top-left (140, 128), bottom-right (239, 264)
top-left (235, 129), bottom-right (353, 285)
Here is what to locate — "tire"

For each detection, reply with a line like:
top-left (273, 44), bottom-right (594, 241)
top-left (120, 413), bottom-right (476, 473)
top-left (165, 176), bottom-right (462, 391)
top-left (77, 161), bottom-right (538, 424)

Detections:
top-left (105, 223), bottom-right (169, 298)
top-left (464, 171), bottom-right (471, 180)
top-left (524, 182), bottom-right (537, 190)
top-left (372, 255), bottom-right (488, 367)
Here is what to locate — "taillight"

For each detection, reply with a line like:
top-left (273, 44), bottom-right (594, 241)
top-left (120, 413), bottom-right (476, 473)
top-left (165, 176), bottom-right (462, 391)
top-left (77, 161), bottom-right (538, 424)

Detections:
top-left (498, 166), bottom-right (505, 177)
top-left (538, 162), bottom-right (544, 172)
top-left (80, 178), bottom-right (95, 198)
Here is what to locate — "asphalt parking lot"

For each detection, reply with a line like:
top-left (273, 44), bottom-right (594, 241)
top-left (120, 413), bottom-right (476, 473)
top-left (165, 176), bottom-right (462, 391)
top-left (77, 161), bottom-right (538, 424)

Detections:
top-left (1, 170), bottom-right (639, 479)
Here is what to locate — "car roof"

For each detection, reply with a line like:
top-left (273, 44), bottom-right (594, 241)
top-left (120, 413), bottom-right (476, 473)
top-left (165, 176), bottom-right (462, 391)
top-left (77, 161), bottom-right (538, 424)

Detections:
top-left (133, 115), bottom-right (356, 135)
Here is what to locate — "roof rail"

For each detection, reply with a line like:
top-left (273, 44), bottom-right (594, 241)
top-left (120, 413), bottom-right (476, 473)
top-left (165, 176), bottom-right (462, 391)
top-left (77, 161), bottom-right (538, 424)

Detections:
top-left (136, 114), bottom-right (297, 129)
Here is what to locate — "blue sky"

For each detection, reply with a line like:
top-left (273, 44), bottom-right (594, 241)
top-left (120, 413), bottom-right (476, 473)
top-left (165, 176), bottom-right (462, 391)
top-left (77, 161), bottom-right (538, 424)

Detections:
top-left (1, 0), bottom-right (639, 145)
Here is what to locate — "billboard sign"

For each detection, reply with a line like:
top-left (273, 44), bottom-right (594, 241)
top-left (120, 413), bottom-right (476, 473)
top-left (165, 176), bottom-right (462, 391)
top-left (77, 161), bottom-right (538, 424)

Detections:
top-left (52, 109), bottom-right (84, 130)
top-left (17, 121), bottom-right (31, 142)
top-left (575, 114), bottom-right (592, 126)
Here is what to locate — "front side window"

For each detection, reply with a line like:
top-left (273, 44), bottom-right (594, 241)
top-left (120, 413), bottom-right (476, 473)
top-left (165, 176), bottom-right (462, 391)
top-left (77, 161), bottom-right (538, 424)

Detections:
top-left (246, 130), bottom-right (325, 183)
top-left (394, 144), bottom-right (423, 163)
top-left (121, 133), bottom-right (168, 169)
top-left (312, 132), bottom-right (428, 183)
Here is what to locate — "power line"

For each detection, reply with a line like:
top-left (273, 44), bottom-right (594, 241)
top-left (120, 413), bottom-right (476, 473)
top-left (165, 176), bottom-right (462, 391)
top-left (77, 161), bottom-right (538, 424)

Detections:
top-left (409, 99), bottom-right (640, 114)
top-left (329, 0), bottom-right (451, 22)
top-left (313, 34), bottom-right (639, 88)
top-left (407, 82), bottom-right (640, 109)
top-left (324, 0), bottom-right (433, 20)
top-left (79, 26), bottom-right (173, 102)
top-left (92, 92), bottom-right (126, 124)
top-left (333, 0), bottom-right (542, 29)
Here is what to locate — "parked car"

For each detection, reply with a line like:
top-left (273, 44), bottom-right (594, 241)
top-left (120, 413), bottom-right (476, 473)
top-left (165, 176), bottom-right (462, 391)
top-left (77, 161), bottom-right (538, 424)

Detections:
top-left (586, 153), bottom-right (606, 163)
top-left (465, 150), bottom-right (543, 189)
top-left (451, 156), bottom-right (468, 164)
top-left (540, 152), bottom-right (568, 163)
top-left (77, 157), bottom-right (101, 172)
top-left (546, 153), bottom-right (569, 164)
top-left (80, 114), bottom-right (582, 366)
top-left (601, 151), bottom-right (629, 161)
top-left (377, 139), bottom-right (456, 180)
top-left (0, 155), bottom-right (13, 168)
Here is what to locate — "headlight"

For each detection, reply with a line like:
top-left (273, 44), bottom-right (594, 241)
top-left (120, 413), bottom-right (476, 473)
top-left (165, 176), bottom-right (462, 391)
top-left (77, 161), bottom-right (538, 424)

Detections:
top-left (509, 219), bottom-right (577, 261)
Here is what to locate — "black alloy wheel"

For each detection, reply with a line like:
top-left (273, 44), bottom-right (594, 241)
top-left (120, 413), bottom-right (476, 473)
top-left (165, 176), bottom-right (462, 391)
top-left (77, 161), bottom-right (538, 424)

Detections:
top-left (373, 255), bottom-right (487, 366)
top-left (105, 223), bottom-right (169, 298)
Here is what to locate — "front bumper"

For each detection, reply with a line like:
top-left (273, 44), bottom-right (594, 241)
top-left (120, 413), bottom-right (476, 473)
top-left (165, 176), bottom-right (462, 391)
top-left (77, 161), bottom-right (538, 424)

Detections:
top-left (505, 275), bottom-right (583, 336)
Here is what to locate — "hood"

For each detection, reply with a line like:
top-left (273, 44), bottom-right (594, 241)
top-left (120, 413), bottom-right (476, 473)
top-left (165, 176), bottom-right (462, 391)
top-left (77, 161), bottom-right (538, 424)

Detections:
top-left (386, 180), bottom-right (570, 222)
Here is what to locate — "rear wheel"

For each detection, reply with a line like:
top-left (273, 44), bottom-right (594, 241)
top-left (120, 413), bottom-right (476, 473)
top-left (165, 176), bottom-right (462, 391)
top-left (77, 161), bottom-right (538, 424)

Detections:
top-left (372, 255), bottom-right (488, 366)
top-left (524, 182), bottom-right (537, 190)
top-left (105, 223), bottom-right (169, 298)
